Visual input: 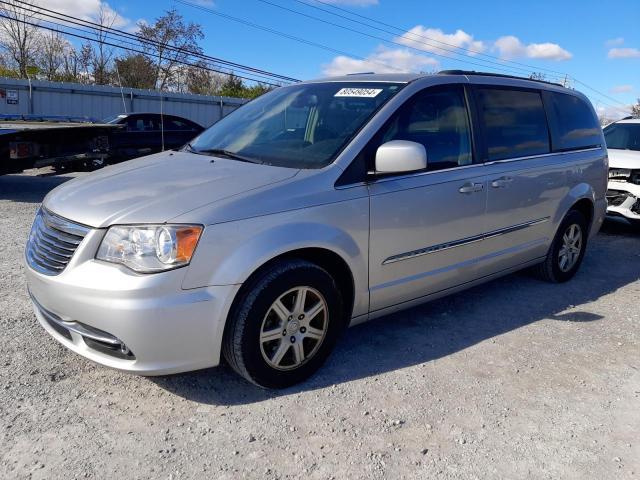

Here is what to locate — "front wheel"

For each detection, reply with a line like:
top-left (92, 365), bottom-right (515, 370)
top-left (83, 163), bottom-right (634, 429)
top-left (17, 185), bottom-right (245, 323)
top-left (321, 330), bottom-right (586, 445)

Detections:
top-left (532, 209), bottom-right (588, 283)
top-left (222, 259), bottom-right (345, 388)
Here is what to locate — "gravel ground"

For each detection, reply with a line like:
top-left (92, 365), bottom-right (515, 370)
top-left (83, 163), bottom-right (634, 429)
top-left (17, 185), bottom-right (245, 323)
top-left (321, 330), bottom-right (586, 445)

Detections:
top-left (1, 170), bottom-right (639, 480)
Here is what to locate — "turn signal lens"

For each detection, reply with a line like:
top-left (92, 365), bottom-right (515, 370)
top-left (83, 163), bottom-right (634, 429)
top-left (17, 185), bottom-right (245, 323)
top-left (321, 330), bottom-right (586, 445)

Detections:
top-left (176, 226), bottom-right (202, 262)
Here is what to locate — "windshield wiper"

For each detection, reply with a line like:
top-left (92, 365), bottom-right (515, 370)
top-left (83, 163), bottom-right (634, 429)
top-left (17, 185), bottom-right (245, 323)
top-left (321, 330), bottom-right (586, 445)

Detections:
top-left (191, 148), bottom-right (262, 164)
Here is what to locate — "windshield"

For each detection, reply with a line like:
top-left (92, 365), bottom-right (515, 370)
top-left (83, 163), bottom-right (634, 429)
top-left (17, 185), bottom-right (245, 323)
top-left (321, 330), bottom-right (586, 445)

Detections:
top-left (188, 82), bottom-right (404, 168)
top-left (604, 123), bottom-right (640, 151)
top-left (102, 114), bottom-right (127, 124)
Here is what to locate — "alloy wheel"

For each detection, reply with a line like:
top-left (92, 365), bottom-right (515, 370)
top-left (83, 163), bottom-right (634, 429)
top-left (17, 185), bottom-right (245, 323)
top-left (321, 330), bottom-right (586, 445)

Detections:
top-left (259, 287), bottom-right (329, 371)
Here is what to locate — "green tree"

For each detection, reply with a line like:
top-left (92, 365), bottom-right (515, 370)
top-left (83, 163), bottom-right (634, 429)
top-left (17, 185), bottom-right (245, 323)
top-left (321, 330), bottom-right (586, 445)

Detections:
top-left (218, 74), bottom-right (274, 99)
top-left (114, 54), bottom-right (156, 89)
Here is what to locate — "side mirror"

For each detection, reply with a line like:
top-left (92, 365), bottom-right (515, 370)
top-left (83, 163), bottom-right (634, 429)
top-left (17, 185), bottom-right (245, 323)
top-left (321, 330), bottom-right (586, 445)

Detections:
top-left (374, 140), bottom-right (427, 174)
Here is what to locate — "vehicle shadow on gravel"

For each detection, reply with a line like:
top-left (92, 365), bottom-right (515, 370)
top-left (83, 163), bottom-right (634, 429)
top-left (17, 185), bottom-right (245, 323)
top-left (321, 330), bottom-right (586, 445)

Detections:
top-left (0, 173), bottom-right (75, 203)
top-left (154, 220), bottom-right (640, 405)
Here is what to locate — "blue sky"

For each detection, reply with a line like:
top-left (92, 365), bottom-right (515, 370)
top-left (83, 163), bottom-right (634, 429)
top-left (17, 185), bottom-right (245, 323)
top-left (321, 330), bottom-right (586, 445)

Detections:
top-left (55, 0), bottom-right (640, 118)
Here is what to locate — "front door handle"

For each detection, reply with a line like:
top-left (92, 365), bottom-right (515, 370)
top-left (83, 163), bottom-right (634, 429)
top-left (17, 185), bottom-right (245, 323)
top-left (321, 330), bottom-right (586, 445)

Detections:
top-left (491, 176), bottom-right (514, 188)
top-left (459, 182), bottom-right (484, 194)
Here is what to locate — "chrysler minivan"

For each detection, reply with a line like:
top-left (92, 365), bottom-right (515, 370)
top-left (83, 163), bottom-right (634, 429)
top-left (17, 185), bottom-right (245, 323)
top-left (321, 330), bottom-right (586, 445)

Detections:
top-left (25, 71), bottom-right (608, 388)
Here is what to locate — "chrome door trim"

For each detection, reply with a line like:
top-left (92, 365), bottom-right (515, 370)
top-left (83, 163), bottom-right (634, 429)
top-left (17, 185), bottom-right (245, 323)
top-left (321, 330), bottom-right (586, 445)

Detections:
top-left (382, 216), bottom-right (550, 265)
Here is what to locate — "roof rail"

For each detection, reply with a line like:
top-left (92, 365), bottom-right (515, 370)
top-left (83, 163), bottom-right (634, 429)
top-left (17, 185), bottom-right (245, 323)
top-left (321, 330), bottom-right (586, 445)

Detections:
top-left (438, 70), bottom-right (565, 88)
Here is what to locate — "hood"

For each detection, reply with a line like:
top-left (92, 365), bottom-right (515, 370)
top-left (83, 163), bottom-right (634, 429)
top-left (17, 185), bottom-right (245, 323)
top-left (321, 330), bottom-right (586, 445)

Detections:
top-left (44, 151), bottom-right (299, 227)
top-left (608, 149), bottom-right (640, 169)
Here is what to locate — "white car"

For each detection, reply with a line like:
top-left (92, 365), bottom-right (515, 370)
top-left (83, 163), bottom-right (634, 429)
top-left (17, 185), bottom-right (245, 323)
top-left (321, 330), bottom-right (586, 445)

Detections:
top-left (604, 117), bottom-right (640, 225)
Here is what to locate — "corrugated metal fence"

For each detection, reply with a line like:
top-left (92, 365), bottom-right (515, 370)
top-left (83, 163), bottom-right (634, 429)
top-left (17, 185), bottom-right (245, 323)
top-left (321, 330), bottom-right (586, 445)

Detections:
top-left (0, 78), bottom-right (247, 127)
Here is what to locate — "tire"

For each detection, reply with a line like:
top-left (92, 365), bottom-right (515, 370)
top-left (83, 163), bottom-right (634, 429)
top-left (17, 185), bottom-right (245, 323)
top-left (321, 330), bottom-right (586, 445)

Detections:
top-left (532, 209), bottom-right (588, 283)
top-left (222, 259), bottom-right (345, 389)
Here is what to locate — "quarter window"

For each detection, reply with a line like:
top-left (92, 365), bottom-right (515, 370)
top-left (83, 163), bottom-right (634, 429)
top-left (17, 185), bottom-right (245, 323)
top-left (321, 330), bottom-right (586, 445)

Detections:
top-left (477, 88), bottom-right (550, 161)
top-left (548, 92), bottom-right (601, 150)
top-left (376, 86), bottom-right (472, 171)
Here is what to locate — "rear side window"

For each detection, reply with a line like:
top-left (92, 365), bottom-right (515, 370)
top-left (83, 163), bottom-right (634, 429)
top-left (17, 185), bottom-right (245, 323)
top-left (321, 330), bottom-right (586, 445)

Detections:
top-left (476, 88), bottom-right (550, 161)
top-left (547, 92), bottom-right (601, 150)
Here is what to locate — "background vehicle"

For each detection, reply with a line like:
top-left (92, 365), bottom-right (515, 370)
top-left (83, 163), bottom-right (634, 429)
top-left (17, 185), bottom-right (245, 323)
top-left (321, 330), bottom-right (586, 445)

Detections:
top-left (603, 117), bottom-right (640, 225)
top-left (25, 72), bottom-right (607, 389)
top-left (104, 113), bottom-right (204, 162)
top-left (0, 114), bottom-right (113, 175)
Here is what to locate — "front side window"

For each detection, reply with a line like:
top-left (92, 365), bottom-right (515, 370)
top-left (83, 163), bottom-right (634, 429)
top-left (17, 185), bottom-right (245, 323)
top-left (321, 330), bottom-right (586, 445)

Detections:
top-left (374, 86), bottom-right (472, 171)
top-left (477, 88), bottom-right (550, 161)
top-left (189, 82), bottom-right (403, 169)
top-left (604, 123), bottom-right (640, 151)
top-left (548, 92), bottom-right (601, 150)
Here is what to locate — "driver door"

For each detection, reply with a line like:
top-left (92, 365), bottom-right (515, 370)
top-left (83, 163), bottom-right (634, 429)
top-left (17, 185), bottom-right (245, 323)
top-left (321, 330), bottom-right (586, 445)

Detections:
top-left (368, 85), bottom-right (492, 312)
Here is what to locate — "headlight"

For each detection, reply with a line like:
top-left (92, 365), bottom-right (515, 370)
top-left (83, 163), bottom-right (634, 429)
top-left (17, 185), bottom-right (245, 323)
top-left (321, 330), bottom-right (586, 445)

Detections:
top-left (96, 224), bottom-right (203, 273)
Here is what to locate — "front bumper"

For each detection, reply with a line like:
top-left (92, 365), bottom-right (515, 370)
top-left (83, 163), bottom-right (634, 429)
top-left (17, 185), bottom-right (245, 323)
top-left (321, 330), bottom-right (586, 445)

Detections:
top-left (25, 233), bottom-right (240, 375)
top-left (606, 180), bottom-right (640, 223)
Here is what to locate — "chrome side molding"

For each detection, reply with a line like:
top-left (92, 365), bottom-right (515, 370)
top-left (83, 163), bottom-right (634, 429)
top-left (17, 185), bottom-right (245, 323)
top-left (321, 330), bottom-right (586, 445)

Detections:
top-left (383, 217), bottom-right (550, 265)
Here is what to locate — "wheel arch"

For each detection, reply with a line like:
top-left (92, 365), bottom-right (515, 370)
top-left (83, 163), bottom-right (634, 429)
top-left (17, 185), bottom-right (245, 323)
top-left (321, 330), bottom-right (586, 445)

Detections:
top-left (553, 183), bottom-right (596, 234)
top-left (228, 247), bottom-right (356, 326)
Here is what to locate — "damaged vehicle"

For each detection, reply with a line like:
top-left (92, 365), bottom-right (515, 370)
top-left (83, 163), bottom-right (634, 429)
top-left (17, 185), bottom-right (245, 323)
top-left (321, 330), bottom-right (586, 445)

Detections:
top-left (604, 117), bottom-right (640, 226)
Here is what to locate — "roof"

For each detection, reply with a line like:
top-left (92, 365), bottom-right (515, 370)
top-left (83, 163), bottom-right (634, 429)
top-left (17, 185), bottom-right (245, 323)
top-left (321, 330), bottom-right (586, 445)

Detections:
top-left (304, 73), bottom-right (424, 83)
top-left (614, 117), bottom-right (640, 124)
top-left (302, 70), bottom-right (567, 89)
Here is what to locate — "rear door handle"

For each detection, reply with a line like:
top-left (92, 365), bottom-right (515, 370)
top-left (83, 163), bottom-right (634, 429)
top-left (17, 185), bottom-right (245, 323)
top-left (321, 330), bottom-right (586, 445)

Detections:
top-left (491, 176), bottom-right (513, 188)
top-left (458, 182), bottom-right (484, 194)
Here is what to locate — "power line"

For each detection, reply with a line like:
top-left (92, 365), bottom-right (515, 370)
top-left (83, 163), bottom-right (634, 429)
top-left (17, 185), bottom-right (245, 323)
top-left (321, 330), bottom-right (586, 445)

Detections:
top-left (5, 0), bottom-right (300, 84)
top-left (29, 12), bottom-right (287, 84)
top-left (298, 0), bottom-right (632, 111)
top-left (174, 0), bottom-right (409, 74)
top-left (0, 11), bottom-right (286, 86)
top-left (301, 0), bottom-right (570, 78)
top-left (252, 0), bottom-right (567, 82)
top-left (257, 0), bottom-right (632, 111)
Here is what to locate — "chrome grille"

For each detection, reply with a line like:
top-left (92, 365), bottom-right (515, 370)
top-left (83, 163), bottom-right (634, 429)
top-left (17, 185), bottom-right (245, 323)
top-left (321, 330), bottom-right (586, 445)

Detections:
top-left (26, 208), bottom-right (90, 275)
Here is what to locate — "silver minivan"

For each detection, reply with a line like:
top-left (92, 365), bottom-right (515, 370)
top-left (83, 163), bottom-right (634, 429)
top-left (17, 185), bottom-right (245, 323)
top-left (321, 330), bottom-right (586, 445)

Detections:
top-left (25, 71), bottom-right (608, 388)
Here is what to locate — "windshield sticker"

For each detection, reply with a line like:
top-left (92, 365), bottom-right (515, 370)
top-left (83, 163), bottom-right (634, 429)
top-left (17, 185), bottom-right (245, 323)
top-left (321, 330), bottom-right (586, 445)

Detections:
top-left (334, 88), bottom-right (383, 98)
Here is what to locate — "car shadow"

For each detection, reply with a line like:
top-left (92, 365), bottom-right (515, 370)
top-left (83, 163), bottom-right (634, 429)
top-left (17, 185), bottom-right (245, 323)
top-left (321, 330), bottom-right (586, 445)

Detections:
top-left (0, 172), bottom-right (76, 203)
top-left (152, 224), bottom-right (640, 405)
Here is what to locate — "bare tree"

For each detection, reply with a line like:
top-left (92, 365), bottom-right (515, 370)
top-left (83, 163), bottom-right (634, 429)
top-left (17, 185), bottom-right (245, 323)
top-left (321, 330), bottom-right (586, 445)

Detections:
top-left (632, 99), bottom-right (640, 118)
top-left (138, 8), bottom-right (204, 91)
top-left (0, 0), bottom-right (40, 78)
top-left (90, 4), bottom-right (117, 84)
top-left (37, 30), bottom-right (67, 80)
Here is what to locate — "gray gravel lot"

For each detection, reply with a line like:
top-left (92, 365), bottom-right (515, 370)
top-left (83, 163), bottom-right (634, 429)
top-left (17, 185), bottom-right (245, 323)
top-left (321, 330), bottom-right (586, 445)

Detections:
top-left (1, 170), bottom-right (639, 480)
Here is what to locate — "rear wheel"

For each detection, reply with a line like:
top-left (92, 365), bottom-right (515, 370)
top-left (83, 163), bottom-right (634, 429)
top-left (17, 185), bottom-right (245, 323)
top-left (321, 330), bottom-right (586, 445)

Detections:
top-left (222, 259), bottom-right (344, 388)
top-left (532, 209), bottom-right (588, 283)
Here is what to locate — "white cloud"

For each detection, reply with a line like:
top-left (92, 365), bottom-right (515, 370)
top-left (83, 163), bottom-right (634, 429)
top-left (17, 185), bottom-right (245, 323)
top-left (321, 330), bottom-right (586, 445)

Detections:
top-left (606, 37), bottom-right (624, 47)
top-left (595, 103), bottom-right (633, 122)
top-left (396, 27), bottom-right (485, 55)
top-left (322, 46), bottom-right (438, 76)
top-left (494, 35), bottom-right (572, 61)
top-left (41, 0), bottom-right (134, 30)
top-left (610, 85), bottom-right (633, 94)
top-left (319, 0), bottom-right (378, 5)
top-left (608, 47), bottom-right (640, 59)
